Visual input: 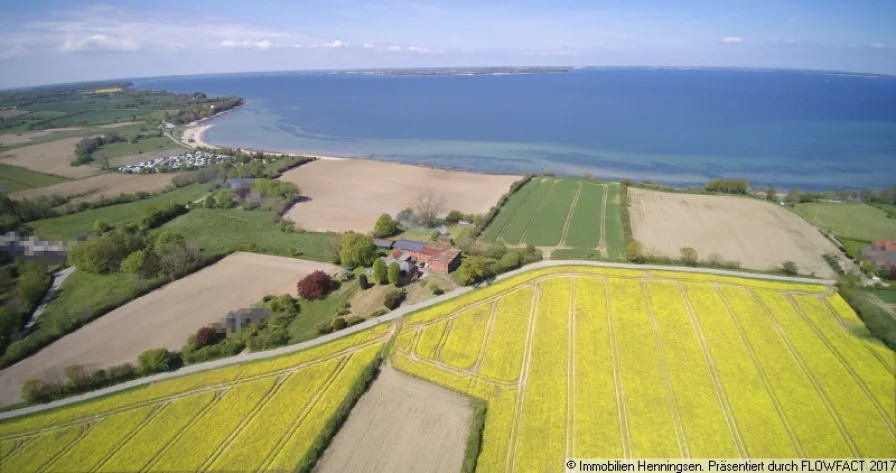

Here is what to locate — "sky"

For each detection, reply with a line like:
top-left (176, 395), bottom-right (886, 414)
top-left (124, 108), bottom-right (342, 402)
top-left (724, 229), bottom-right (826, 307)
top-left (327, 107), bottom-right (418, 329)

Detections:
top-left (1, 0), bottom-right (895, 88)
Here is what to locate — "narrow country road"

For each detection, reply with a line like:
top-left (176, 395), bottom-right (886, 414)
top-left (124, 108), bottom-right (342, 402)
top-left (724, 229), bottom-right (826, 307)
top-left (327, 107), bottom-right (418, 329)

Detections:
top-left (0, 259), bottom-right (835, 421)
top-left (21, 266), bottom-right (77, 334)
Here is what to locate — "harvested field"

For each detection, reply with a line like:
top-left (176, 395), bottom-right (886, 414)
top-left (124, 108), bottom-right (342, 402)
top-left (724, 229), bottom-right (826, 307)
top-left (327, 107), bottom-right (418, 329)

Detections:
top-left (316, 366), bottom-right (472, 473)
top-left (630, 188), bottom-right (838, 277)
top-left (9, 172), bottom-right (176, 203)
top-left (0, 137), bottom-right (100, 178)
top-left (0, 129), bottom-right (80, 147)
top-left (279, 158), bottom-right (519, 232)
top-left (0, 110), bottom-right (27, 119)
top-left (0, 252), bottom-right (337, 406)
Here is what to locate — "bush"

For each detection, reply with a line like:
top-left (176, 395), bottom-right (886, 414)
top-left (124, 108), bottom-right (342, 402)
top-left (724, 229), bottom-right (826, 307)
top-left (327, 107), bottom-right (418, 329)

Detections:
top-left (358, 273), bottom-right (369, 290)
top-left (297, 270), bottom-right (334, 300)
top-left (782, 261), bottom-right (799, 276)
top-left (316, 322), bottom-right (335, 334)
top-left (195, 326), bottom-right (222, 347)
top-left (418, 279), bottom-right (428, 288)
top-left (373, 213), bottom-right (397, 238)
top-left (339, 232), bottom-right (377, 267)
top-left (345, 316), bottom-right (365, 327)
top-left (331, 317), bottom-right (347, 331)
top-left (137, 348), bottom-right (175, 375)
top-left (445, 210), bottom-right (463, 223)
top-left (432, 287), bottom-right (444, 296)
top-left (370, 309), bottom-right (388, 318)
top-left (383, 289), bottom-right (404, 310)
top-left (680, 247), bottom-right (698, 266)
top-left (372, 258), bottom-right (387, 284)
top-left (626, 240), bottom-right (645, 263)
top-left (705, 178), bottom-right (749, 195)
top-left (387, 261), bottom-right (401, 286)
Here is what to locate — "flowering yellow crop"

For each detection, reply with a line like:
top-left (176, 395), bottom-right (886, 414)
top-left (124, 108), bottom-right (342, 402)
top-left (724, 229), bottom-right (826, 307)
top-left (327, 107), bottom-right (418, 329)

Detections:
top-left (392, 351), bottom-right (475, 393)
top-left (480, 287), bottom-right (534, 382)
top-left (650, 270), bottom-right (828, 293)
top-left (415, 319), bottom-right (448, 360)
top-left (441, 303), bottom-right (492, 370)
top-left (0, 424), bottom-right (82, 472)
top-left (394, 330), bottom-right (415, 353)
top-left (208, 359), bottom-right (341, 471)
top-left (514, 277), bottom-right (569, 472)
top-left (826, 294), bottom-right (895, 372)
top-left (759, 291), bottom-right (894, 457)
top-left (47, 405), bottom-right (155, 472)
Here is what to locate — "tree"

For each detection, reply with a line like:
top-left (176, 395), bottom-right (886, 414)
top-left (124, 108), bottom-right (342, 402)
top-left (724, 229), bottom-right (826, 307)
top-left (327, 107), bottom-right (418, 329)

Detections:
top-left (680, 247), bottom-right (698, 266)
top-left (339, 232), bottom-right (376, 267)
top-left (373, 213), bottom-right (396, 238)
top-left (158, 242), bottom-right (202, 279)
top-left (785, 188), bottom-right (802, 204)
top-left (765, 186), bottom-right (777, 202)
top-left (626, 240), bottom-right (645, 263)
top-left (214, 188), bottom-right (238, 208)
top-left (120, 250), bottom-right (146, 275)
top-left (456, 256), bottom-right (494, 286)
top-left (705, 178), bottom-right (749, 195)
top-left (781, 261), bottom-right (798, 276)
top-left (137, 348), bottom-right (174, 374)
top-left (445, 210), bottom-right (463, 223)
top-left (195, 327), bottom-right (221, 347)
top-left (93, 219), bottom-right (111, 233)
top-left (387, 261), bottom-right (401, 286)
top-left (383, 289), bottom-right (404, 309)
top-left (297, 270), bottom-right (333, 300)
top-left (413, 192), bottom-right (446, 226)
top-left (372, 258), bottom-right (387, 284)
top-left (358, 273), bottom-right (369, 290)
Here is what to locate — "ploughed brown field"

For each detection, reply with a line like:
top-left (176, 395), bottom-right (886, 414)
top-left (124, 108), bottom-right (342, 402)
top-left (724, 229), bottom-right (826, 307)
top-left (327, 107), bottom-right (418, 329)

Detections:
top-left (629, 188), bottom-right (838, 278)
top-left (10, 172), bottom-right (177, 203)
top-left (279, 158), bottom-right (520, 232)
top-left (0, 138), bottom-right (101, 179)
top-left (0, 253), bottom-right (337, 406)
top-left (315, 366), bottom-right (473, 473)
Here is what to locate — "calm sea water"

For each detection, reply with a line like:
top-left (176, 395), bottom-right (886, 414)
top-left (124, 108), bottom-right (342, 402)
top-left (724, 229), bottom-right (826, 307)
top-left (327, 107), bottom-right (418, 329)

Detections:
top-left (135, 69), bottom-right (896, 190)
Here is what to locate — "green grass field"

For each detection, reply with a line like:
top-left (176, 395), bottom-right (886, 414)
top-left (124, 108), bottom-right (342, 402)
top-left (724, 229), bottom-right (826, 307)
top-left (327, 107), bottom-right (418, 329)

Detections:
top-left (872, 290), bottom-right (896, 304)
top-left (157, 209), bottom-right (338, 262)
top-left (20, 99), bottom-right (118, 114)
top-left (0, 164), bottom-right (67, 194)
top-left (794, 202), bottom-right (896, 242)
top-left (28, 184), bottom-right (211, 240)
top-left (43, 110), bottom-right (153, 127)
top-left (92, 136), bottom-right (182, 165)
top-left (482, 177), bottom-right (624, 260)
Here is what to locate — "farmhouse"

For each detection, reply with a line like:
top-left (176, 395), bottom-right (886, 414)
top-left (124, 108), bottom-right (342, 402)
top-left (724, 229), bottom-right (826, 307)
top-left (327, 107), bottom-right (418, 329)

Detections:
top-left (223, 308), bottom-right (270, 333)
top-left (393, 239), bottom-right (462, 273)
top-left (862, 239), bottom-right (896, 278)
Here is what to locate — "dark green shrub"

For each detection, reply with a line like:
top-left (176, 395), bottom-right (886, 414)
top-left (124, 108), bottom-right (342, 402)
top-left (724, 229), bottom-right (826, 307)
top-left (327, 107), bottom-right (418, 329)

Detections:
top-left (137, 348), bottom-right (175, 374)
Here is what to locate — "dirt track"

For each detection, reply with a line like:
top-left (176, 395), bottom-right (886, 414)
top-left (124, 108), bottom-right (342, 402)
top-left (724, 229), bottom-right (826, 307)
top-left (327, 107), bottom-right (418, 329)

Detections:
top-left (0, 253), bottom-right (337, 406)
top-left (629, 188), bottom-right (838, 277)
top-left (315, 366), bottom-right (472, 473)
top-left (279, 159), bottom-right (519, 232)
top-left (10, 172), bottom-right (176, 202)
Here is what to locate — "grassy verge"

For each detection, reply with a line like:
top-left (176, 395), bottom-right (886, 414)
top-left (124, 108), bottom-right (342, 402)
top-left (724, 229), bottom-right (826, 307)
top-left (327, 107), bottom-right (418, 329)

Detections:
top-left (295, 353), bottom-right (383, 473)
top-left (28, 184), bottom-right (211, 240)
top-left (0, 164), bottom-right (68, 194)
top-left (551, 248), bottom-right (603, 261)
top-left (157, 209), bottom-right (338, 262)
top-left (461, 397), bottom-right (488, 473)
top-left (841, 288), bottom-right (896, 351)
top-left (288, 283), bottom-right (360, 343)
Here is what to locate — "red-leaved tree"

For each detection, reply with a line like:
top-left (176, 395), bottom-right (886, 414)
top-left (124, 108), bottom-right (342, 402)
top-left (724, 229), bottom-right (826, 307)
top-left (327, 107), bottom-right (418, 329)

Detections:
top-left (297, 271), bottom-right (333, 300)
top-left (196, 326), bottom-right (220, 347)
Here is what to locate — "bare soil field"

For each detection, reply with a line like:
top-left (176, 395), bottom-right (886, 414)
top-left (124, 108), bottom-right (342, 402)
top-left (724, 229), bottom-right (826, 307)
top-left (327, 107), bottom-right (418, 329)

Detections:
top-left (0, 137), bottom-right (100, 179)
top-left (0, 109), bottom-right (28, 119)
top-left (629, 188), bottom-right (838, 277)
top-left (0, 252), bottom-right (337, 406)
top-left (279, 158), bottom-right (520, 232)
top-left (9, 172), bottom-right (176, 202)
top-left (316, 366), bottom-right (472, 473)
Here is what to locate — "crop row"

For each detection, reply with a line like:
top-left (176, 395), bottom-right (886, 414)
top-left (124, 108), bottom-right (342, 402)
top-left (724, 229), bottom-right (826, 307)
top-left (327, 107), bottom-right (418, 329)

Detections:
top-left (440, 303), bottom-right (492, 370)
top-left (564, 183), bottom-right (604, 248)
top-left (501, 179), bottom-right (555, 244)
top-left (482, 179), bottom-right (540, 241)
top-left (525, 180), bottom-right (579, 246)
top-left (650, 270), bottom-right (828, 294)
top-left (479, 287), bottom-right (534, 382)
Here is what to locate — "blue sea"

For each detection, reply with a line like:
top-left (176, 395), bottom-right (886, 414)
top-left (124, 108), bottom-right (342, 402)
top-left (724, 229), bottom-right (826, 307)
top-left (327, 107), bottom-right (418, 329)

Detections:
top-left (135, 69), bottom-right (896, 190)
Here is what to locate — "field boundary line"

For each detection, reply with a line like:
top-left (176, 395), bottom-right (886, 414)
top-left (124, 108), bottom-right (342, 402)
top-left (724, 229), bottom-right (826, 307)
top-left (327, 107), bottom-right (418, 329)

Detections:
top-left (517, 179), bottom-right (557, 245)
top-left (0, 339), bottom-right (386, 441)
top-left (605, 280), bottom-right (632, 458)
top-left (508, 283), bottom-right (540, 473)
top-left (598, 184), bottom-right (609, 256)
top-left (197, 371), bottom-right (293, 473)
top-left (641, 281), bottom-right (689, 458)
top-left (678, 284), bottom-right (746, 457)
top-left (820, 297), bottom-right (895, 373)
top-left (90, 403), bottom-right (168, 473)
top-left (0, 261), bottom-right (835, 424)
top-left (406, 349), bottom-right (516, 388)
top-left (752, 292), bottom-right (860, 455)
top-left (785, 295), bottom-right (896, 437)
top-left (35, 422), bottom-right (93, 473)
top-left (559, 182), bottom-right (582, 247)
top-left (258, 356), bottom-right (351, 471)
top-left (139, 389), bottom-right (227, 473)
top-left (494, 178), bottom-right (540, 241)
top-left (434, 317), bottom-right (455, 363)
top-left (472, 299), bottom-right (500, 375)
top-left (567, 277), bottom-right (576, 460)
top-left (715, 285), bottom-right (804, 457)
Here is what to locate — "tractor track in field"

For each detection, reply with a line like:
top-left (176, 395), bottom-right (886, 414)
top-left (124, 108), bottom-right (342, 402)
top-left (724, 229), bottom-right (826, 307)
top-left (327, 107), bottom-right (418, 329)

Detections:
top-left (36, 422), bottom-right (94, 473)
top-left (508, 284), bottom-right (541, 473)
top-left (597, 184), bottom-right (610, 257)
top-left (558, 183), bottom-right (582, 248)
top-left (678, 284), bottom-right (747, 457)
top-left (91, 403), bottom-right (168, 473)
top-left (433, 318), bottom-right (454, 364)
top-left (786, 295), bottom-right (896, 437)
top-left (641, 281), bottom-right (690, 458)
top-left (715, 285), bottom-right (805, 457)
top-left (493, 178), bottom-right (541, 242)
top-left (139, 389), bottom-right (227, 473)
top-left (566, 277), bottom-right (576, 460)
top-left (752, 293), bottom-right (861, 455)
top-left (198, 370), bottom-right (296, 473)
top-left (604, 280), bottom-right (633, 458)
top-left (516, 179), bottom-right (557, 245)
top-left (258, 357), bottom-right (351, 471)
top-left (471, 300), bottom-right (500, 375)
top-left (822, 297), bottom-right (895, 373)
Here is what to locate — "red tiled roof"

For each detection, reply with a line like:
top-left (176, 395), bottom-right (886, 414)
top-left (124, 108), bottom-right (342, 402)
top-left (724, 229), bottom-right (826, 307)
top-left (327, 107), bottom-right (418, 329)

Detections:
top-left (418, 245), bottom-right (461, 261)
top-left (874, 239), bottom-right (896, 252)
